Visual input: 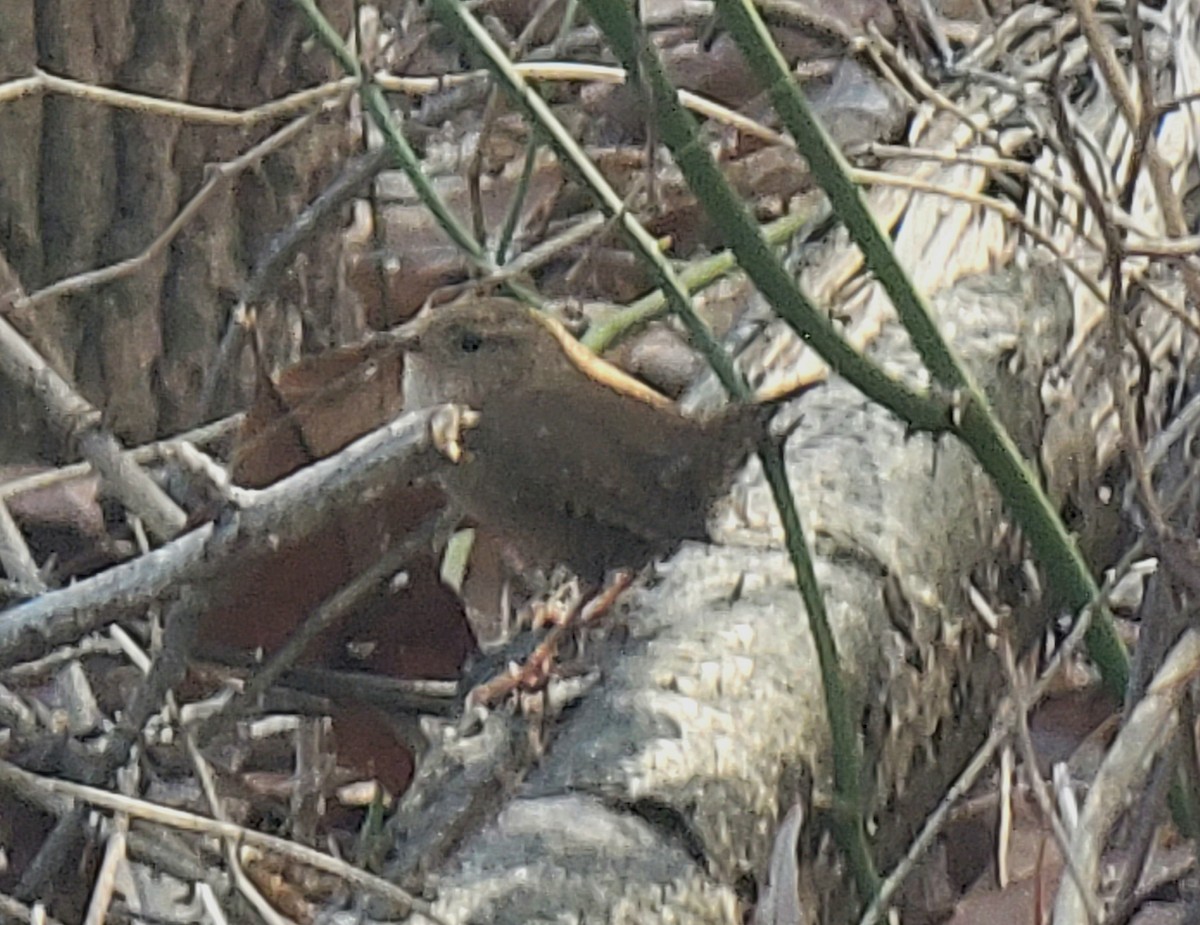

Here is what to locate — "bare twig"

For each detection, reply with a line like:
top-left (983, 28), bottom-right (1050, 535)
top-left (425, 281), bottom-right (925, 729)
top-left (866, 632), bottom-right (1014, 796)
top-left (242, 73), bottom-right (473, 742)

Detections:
top-left (0, 413), bottom-right (242, 501)
top-left (192, 511), bottom-right (442, 744)
top-left (1007, 641), bottom-right (1104, 923)
top-left (0, 757), bottom-right (441, 922)
top-left (82, 766), bottom-right (134, 925)
top-left (14, 106), bottom-right (343, 315)
top-left (373, 62), bottom-right (790, 145)
top-left (0, 68), bottom-right (356, 126)
top-left (860, 580), bottom-right (1106, 925)
top-left (1053, 630), bottom-right (1200, 925)
top-left (0, 309), bottom-right (187, 543)
top-left (0, 406), bottom-right (451, 668)
top-left (0, 499), bottom-right (44, 594)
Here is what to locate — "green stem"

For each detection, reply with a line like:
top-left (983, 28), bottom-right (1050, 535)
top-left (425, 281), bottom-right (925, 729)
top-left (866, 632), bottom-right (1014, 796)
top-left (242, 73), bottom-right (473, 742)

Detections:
top-left (715, 0), bottom-right (1129, 697)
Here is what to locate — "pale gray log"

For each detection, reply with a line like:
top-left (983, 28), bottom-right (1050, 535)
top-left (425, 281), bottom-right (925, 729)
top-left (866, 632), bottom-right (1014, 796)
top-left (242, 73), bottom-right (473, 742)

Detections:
top-left (376, 264), bottom-right (1081, 925)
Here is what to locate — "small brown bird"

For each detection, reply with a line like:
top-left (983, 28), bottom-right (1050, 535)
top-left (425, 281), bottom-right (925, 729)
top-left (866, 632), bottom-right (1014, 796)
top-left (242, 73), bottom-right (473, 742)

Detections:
top-left (399, 299), bottom-right (767, 580)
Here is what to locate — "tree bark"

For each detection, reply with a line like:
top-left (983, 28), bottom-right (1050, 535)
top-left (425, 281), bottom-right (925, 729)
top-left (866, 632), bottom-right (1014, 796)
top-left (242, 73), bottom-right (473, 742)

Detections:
top-left (0, 0), bottom-right (354, 458)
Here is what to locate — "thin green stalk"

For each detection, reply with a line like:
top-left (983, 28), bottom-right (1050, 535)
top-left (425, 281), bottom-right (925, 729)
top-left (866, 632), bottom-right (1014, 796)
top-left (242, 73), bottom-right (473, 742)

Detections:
top-left (716, 0), bottom-right (1129, 697)
top-left (579, 0), bottom-right (881, 899)
top-left (582, 203), bottom-right (827, 353)
top-left (717, 1), bottom-right (961, 389)
top-left (294, 0), bottom-right (488, 269)
top-left (424, 19), bottom-right (873, 893)
top-left (759, 438), bottom-right (880, 897)
top-left (496, 136), bottom-right (541, 264)
top-left (579, 0), bottom-right (946, 432)
top-left (429, 0), bottom-right (749, 401)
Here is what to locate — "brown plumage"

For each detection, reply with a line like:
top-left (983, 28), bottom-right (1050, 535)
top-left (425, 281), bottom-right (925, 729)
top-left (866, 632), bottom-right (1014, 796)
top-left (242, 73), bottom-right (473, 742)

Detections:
top-left (400, 299), bottom-right (765, 580)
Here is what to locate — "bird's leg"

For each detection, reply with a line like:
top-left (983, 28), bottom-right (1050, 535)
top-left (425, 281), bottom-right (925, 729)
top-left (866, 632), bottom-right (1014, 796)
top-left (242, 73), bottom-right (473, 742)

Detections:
top-left (466, 570), bottom-right (633, 708)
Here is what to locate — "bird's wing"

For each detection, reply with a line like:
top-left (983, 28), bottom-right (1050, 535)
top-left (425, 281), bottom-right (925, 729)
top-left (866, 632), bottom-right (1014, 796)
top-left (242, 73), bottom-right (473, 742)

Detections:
top-left (471, 386), bottom-right (751, 542)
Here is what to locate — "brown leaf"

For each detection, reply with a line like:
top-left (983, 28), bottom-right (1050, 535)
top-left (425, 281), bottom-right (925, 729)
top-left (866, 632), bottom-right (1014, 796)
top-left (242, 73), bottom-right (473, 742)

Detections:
top-left (201, 343), bottom-right (475, 680)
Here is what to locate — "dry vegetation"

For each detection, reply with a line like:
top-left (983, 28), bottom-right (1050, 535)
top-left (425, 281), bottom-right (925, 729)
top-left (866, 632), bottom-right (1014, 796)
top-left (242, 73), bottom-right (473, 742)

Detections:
top-left (0, 1), bottom-right (1198, 923)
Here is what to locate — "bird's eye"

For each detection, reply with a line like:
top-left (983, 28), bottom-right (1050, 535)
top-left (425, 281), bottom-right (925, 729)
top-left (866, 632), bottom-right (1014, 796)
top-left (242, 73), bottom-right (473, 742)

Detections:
top-left (458, 329), bottom-right (484, 353)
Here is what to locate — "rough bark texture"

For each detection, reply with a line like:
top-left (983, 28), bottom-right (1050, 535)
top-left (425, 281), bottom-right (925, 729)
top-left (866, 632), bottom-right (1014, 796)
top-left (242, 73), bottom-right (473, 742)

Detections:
top-left (0, 0), bottom-right (353, 459)
top-left (378, 264), bottom-right (1086, 924)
